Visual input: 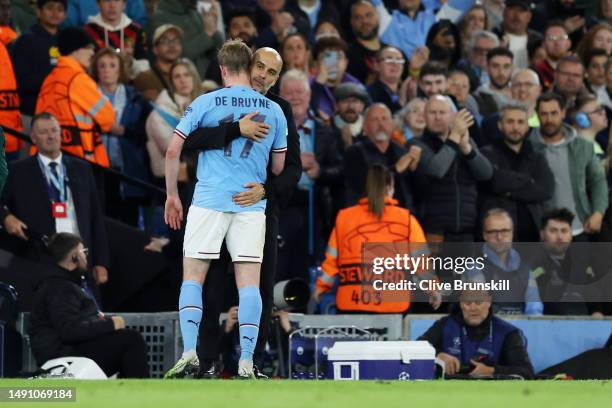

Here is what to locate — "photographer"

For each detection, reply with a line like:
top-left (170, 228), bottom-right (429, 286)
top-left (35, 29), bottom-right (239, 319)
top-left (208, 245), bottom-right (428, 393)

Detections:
top-left (29, 233), bottom-right (149, 378)
top-left (418, 289), bottom-right (534, 379)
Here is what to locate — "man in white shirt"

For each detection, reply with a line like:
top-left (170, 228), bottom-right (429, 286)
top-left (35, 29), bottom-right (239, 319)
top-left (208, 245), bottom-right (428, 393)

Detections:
top-left (493, 0), bottom-right (542, 69)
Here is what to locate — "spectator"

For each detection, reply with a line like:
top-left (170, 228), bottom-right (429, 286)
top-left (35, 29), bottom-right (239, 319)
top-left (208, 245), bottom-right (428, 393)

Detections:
top-left (310, 36), bottom-right (363, 119)
top-left (0, 21), bottom-right (21, 160)
top-left (343, 103), bottom-right (421, 208)
top-left (531, 93), bottom-right (608, 240)
top-left (412, 96), bottom-right (492, 242)
top-left (84, 0), bottom-right (147, 59)
top-left (598, 0), bottom-right (612, 26)
top-left (570, 95), bottom-right (608, 159)
top-left (480, 68), bottom-right (543, 145)
top-left (313, 19), bottom-right (339, 40)
top-left (370, 0), bottom-right (436, 59)
top-left (145, 58), bottom-right (202, 181)
top-left (532, 208), bottom-right (606, 316)
top-left (91, 48), bottom-right (151, 225)
top-left (150, 0), bottom-right (223, 79)
top-left (584, 49), bottom-right (611, 109)
top-left (280, 32), bottom-right (310, 74)
top-left (458, 3), bottom-right (488, 54)
top-left (36, 27), bottom-right (115, 167)
top-left (418, 63), bottom-right (448, 98)
top-left (65, 0), bottom-right (146, 28)
top-left (392, 97), bottom-right (426, 144)
top-left (426, 19), bottom-right (461, 69)
top-left (29, 232), bottom-right (148, 378)
top-left (464, 47), bottom-right (513, 119)
top-left (447, 70), bottom-right (471, 107)
top-left (314, 164), bottom-right (439, 313)
top-left (576, 24), bottom-right (612, 60)
top-left (481, 0), bottom-right (504, 30)
top-left (254, 0), bottom-right (310, 50)
top-left (533, 21), bottom-right (572, 91)
top-left (480, 102), bottom-right (554, 242)
top-left (277, 69), bottom-right (343, 283)
top-left (11, 0), bottom-right (65, 133)
top-left (285, 0), bottom-right (339, 35)
top-left (10, 0), bottom-right (37, 35)
top-left (367, 45), bottom-right (409, 114)
top-left (493, 0), bottom-right (542, 69)
top-left (528, 36), bottom-right (546, 68)
top-left (1, 113), bottom-right (110, 289)
top-left (455, 30), bottom-right (500, 91)
top-left (133, 24), bottom-right (183, 102)
top-left (226, 7), bottom-right (258, 50)
top-left (346, 0), bottom-right (382, 85)
top-left (534, 0), bottom-right (588, 46)
top-left (332, 82), bottom-right (369, 150)
top-left (552, 55), bottom-right (589, 114)
top-left (418, 288), bottom-right (535, 379)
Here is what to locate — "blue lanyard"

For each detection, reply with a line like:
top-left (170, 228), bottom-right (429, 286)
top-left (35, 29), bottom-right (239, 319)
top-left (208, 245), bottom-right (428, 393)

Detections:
top-left (37, 156), bottom-right (67, 202)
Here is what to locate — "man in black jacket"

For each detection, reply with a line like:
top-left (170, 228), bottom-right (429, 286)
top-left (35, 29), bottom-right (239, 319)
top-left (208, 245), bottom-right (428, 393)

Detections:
top-left (480, 102), bottom-right (554, 242)
top-left (29, 233), bottom-right (148, 378)
top-left (413, 95), bottom-right (492, 242)
top-left (343, 103), bottom-right (420, 209)
top-left (418, 289), bottom-right (534, 379)
top-left (0, 113), bottom-right (109, 293)
top-left (182, 47), bottom-right (301, 377)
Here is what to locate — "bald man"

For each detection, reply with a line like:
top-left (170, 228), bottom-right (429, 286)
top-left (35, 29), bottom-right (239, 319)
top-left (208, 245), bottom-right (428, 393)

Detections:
top-left (180, 47), bottom-right (302, 378)
top-left (412, 95), bottom-right (493, 242)
top-left (343, 102), bottom-right (421, 208)
top-left (481, 69), bottom-right (542, 146)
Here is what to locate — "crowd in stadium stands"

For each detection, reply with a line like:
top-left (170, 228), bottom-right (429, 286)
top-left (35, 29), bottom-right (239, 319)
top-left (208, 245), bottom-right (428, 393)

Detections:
top-left (1, 0), bottom-right (612, 374)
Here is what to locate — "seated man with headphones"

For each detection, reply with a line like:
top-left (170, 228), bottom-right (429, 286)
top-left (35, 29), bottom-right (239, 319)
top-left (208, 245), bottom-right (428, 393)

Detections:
top-left (571, 95), bottom-right (609, 160)
top-left (28, 233), bottom-right (149, 378)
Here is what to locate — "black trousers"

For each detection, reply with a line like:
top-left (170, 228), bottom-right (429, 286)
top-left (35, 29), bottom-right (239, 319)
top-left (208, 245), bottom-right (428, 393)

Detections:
top-left (198, 214), bottom-right (279, 364)
top-left (72, 329), bottom-right (149, 378)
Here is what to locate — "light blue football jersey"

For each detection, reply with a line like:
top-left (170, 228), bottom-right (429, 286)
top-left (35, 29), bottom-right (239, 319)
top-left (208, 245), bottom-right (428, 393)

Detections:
top-left (174, 85), bottom-right (287, 212)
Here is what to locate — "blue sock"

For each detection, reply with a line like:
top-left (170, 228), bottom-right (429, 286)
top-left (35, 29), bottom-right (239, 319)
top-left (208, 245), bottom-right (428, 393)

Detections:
top-left (238, 286), bottom-right (262, 362)
top-left (178, 280), bottom-right (203, 354)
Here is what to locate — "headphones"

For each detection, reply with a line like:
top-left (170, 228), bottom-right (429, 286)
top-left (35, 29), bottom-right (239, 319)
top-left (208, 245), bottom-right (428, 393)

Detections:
top-left (574, 112), bottom-right (591, 129)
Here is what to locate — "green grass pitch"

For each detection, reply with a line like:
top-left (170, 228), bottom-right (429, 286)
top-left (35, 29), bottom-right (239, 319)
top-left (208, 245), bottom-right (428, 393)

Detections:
top-left (0, 379), bottom-right (610, 408)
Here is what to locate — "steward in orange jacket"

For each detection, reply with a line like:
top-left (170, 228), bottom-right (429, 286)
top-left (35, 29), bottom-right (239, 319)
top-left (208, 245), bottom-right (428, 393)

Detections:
top-left (0, 36), bottom-right (22, 154)
top-left (315, 165), bottom-right (440, 313)
top-left (36, 28), bottom-right (114, 167)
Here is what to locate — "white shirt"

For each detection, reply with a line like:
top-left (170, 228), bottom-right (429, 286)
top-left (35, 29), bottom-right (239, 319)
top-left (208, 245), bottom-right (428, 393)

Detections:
top-left (506, 33), bottom-right (529, 69)
top-left (38, 153), bottom-right (80, 236)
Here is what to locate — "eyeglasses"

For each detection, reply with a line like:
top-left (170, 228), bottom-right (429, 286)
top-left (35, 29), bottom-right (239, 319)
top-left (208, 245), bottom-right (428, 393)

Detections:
top-left (483, 229), bottom-right (512, 236)
top-left (545, 34), bottom-right (569, 42)
top-left (583, 107), bottom-right (605, 116)
top-left (379, 57), bottom-right (405, 65)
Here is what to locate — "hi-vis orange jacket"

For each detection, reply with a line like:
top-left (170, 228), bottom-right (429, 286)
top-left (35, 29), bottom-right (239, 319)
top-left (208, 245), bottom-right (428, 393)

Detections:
top-left (36, 56), bottom-right (114, 167)
top-left (317, 197), bottom-right (434, 313)
top-left (0, 39), bottom-right (23, 153)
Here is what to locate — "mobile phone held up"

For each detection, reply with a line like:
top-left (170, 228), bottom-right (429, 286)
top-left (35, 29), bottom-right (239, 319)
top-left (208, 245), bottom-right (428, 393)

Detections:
top-left (323, 50), bottom-right (339, 81)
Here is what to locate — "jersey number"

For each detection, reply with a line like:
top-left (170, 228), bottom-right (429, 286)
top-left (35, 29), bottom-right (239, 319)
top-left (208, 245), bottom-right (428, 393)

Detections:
top-left (220, 113), bottom-right (265, 158)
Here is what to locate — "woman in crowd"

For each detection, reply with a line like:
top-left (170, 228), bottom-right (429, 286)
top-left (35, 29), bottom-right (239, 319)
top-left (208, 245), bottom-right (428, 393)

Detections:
top-left (458, 3), bottom-right (489, 55)
top-left (92, 48), bottom-right (151, 226)
top-left (426, 20), bottom-right (462, 70)
top-left (313, 164), bottom-right (439, 314)
top-left (392, 98), bottom-right (426, 145)
top-left (145, 58), bottom-right (202, 183)
top-left (577, 24), bottom-right (612, 60)
top-left (281, 32), bottom-right (311, 75)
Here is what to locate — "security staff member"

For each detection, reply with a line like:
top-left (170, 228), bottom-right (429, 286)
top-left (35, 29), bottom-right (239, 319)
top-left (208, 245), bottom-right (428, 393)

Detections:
top-left (418, 289), bottom-right (534, 379)
top-left (35, 27), bottom-right (115, 167)
top-left (314, 164), bottom-right (440, 313)
top-left (0, 38), bottom-right (22, 159)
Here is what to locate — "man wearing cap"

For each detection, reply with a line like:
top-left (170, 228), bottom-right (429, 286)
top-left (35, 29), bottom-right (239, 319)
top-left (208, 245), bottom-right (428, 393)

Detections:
top-left (493, 0), bottom-right (542, 69)
top-left (332, 82), bottom-right (369, 150)
top-left (133, 24), bottom-right (183, 102)
top-left (35, 27), bottom-right (116, 167)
